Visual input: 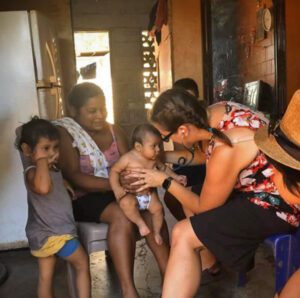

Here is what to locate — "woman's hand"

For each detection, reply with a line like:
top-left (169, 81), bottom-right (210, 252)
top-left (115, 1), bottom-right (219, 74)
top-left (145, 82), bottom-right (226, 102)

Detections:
top-left (128, 168), bottom-right (168, 192)
top-left (119, 169), bottom-right (142, 193)
top-left (63, 179), bottom-right (75, 200)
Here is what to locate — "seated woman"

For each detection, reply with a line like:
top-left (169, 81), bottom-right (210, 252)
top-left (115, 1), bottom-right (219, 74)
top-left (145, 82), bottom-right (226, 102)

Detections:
top-left (129, 88), bottom-right (300, 297)
top-left (54, 82), bottom-right (170, 298)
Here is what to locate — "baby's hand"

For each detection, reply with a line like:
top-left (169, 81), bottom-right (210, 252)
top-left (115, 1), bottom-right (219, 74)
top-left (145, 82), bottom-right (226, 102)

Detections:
top-left (115, 187), bottom-right (127, 202)
top-left (175, 175), bottom-right (187, 186)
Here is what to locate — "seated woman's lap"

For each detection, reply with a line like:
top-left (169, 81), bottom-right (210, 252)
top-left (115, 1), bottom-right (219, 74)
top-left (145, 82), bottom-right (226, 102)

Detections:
top-left (164, 182), bottom-right (204, 221)
top-left (189, 193), bottom-right (296, 272)
top-left (72, 191), bottom-right (116, 222)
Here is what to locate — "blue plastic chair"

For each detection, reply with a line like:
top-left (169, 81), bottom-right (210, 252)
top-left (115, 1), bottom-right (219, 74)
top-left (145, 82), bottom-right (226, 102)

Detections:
top-left (238, 226), bottom-right (300, 293)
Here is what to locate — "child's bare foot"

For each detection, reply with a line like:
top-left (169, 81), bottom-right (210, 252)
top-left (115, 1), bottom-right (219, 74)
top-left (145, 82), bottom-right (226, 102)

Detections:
top-left (138, 224), bottom-right (150, 237)
top-left (154, 233), bottom-right (163, 245)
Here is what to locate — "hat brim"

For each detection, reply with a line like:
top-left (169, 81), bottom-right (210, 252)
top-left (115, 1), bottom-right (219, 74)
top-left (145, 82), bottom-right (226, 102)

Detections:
top-left (254, 126), bottom-right (300, 170)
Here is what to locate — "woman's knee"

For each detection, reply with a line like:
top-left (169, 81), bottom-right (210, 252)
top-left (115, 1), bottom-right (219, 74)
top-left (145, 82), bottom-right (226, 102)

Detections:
top-left (109, 205), bottom-right (136, 231)
top-left (102, 202), bottom-right (132, 223)
top-left (171, 220), bottom-right (202, 249)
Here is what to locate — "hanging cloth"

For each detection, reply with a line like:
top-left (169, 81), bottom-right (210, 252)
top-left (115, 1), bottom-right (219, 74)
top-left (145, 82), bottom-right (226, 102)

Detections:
top-left (155, 0), bottom-right (168, 31)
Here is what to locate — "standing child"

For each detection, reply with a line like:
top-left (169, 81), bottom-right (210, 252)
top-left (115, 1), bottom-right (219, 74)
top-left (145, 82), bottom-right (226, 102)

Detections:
top-left (17, 118), bottom-right (90, 298)
top-left (109, 124), bottom-right (186, 245)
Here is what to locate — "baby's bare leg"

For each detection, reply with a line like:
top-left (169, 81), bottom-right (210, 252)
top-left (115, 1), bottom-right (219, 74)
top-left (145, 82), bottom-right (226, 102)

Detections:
top-left (148, 190), bottom-right (164, 245)
top-left (119, 193), bottom-right (150, 236)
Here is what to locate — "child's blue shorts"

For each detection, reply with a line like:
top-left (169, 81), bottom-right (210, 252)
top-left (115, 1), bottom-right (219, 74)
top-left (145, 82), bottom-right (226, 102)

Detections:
top-left (56, 238), bottom-right (80, 258)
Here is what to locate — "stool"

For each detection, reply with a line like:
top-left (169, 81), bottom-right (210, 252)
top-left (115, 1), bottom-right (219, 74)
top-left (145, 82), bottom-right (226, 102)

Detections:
top-left (238, 226), bottom-right (300, 293)
top-left (67, 222), bottom-right (109, 298)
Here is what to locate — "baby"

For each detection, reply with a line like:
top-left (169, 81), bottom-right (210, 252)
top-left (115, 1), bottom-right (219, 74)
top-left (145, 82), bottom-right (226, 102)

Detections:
top-left (109, 124), bottom-right (186, 245)
top-left (17, 118), bottom-right (90, 298)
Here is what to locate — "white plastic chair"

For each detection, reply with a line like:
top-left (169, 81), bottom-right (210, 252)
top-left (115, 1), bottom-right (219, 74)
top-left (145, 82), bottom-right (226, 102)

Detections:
top-left (67, 222), bottom-right (109, 298)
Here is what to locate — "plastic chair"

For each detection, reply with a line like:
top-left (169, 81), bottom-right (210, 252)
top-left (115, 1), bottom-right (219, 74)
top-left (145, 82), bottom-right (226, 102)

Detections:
top-left (238, 226), bottom-right (300, 293)
top-left (67, 222), bottom-right (109, 298)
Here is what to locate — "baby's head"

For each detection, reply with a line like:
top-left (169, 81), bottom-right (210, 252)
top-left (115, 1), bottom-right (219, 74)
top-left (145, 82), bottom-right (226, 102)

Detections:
top-left (17, 118), bottom-right (60, 165)
top-left (131, 124), bottom-right (162, 160)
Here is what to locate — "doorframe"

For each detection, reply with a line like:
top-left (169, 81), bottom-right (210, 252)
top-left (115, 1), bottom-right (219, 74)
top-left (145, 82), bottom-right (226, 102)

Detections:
top-left (273, 0), bottom-right (287, 117)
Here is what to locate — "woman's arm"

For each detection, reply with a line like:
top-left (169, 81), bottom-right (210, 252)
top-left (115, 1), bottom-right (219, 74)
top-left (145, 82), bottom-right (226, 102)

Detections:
top-left (57, 127), bottom-right (111, 192)
top-left (156, 160), bottom-right (187, 186)
top-left (160, 148), bottom-right (206, 165)
top-left (278, 269), bottom-right (300, 298)
top-left (131, 142), bottom-right (258, 213)
top-left (113, 124), bottom-right (130, 155)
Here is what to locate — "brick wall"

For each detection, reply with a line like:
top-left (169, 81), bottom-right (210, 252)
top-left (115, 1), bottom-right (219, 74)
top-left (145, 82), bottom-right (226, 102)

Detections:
top-left (237, 0), bottom-right (275, 88)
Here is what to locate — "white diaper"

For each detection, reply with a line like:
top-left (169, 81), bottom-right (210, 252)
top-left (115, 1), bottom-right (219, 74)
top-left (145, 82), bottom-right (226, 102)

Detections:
top-left (136, 193), bottom-right (152, 210)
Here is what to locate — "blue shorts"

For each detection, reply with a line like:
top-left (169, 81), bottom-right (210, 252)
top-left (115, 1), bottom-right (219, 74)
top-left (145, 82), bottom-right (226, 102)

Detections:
top-left (56, 238), bottom-right (80, 258)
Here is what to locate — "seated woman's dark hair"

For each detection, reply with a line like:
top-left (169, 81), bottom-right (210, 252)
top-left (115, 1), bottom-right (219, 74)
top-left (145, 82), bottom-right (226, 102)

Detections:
top-left (131, 123), bottom-right (161, 148)
top-left (266, 156), bottom-right (300, 197)
top-left (67, 82), bottom-right (105, 111)
top-left (17, 118), bottom-right (60, 151)
top-left (173, 78), bottom-right (199, 98)
top-left (151, 88), bottom-right (232, 147)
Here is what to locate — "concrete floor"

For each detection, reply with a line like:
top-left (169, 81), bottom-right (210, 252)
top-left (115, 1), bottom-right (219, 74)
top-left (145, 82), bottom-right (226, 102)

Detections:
top-left (0, 190), bottom-right (277, 298)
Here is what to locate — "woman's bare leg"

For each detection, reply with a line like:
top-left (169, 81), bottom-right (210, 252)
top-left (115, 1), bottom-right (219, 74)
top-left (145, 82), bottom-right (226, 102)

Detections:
top-left (162, 219), bottom-right (203, 298)
top-left (64, 244), bottom-right (91, 298)
top-left (165, 195), bottom-right (216, 272)
top-left (37, 255), bottom-right (57, 298)
top-left (100, 202), bottom-right (138, 298)
top-left (142, 211), bottom-right (170, 278)
top-left (279, 269), bottom-right (300, 298)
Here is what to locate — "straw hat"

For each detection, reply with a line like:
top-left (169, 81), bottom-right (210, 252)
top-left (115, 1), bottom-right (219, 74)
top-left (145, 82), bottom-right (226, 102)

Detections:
top-left (254, 89), bottom-right (300, 170)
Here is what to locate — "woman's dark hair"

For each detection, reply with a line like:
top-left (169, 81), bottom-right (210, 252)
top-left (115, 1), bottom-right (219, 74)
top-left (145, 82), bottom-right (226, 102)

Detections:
top-left (67, 82), bottom-right (105, 111)
top-left (17, 118), bottom-right (60, 151)
top-left (131, 123), bottom-right (161, 148)
top-left (150, 88), bottom-right (232, 147)
top-left (266, 156), bottom-right (300, 197)
top-left (173, 78), bottom-right (199, 98)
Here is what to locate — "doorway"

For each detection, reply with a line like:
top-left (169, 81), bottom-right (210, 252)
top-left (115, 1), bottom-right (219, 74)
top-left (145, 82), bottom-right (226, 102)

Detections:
top-left (74, 31), bottom-right (114, 123)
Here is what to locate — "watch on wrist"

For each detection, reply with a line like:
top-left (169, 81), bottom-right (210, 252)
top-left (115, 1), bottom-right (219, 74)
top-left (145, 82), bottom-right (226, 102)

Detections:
top-left (162, 177), bottom-right (174, 190)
